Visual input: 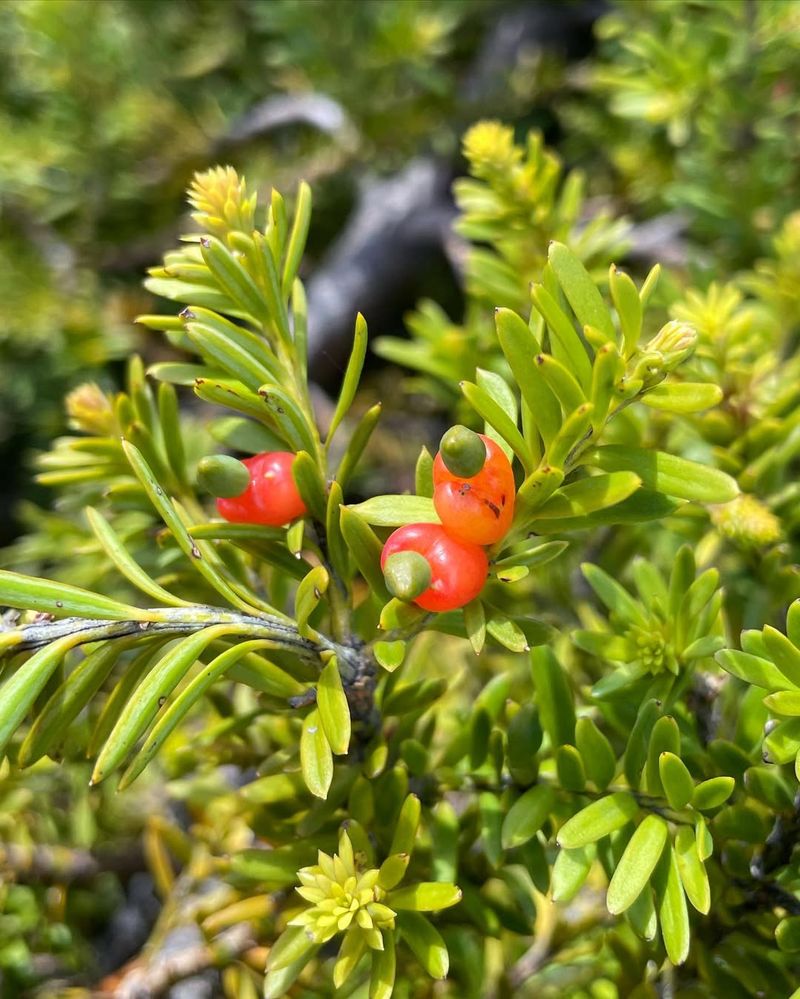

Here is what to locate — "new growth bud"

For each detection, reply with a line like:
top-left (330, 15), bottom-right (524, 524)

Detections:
top-left (439, 425), bottom-right (487, 478)
top-left (65, 383), bottom-right (115, 435)
top-left (644, 320), bottom-right (698, 370)
top-left (383, 550), bottom-right (433, 602)
top-left (197, 454), bottom-right (251, 498)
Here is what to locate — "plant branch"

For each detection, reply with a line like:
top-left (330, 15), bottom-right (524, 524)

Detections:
top-left (0, 606), bottom-right (361, 675)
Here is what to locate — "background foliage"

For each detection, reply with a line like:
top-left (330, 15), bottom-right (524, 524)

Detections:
top-left (2, 2), bottom-right (800, 998)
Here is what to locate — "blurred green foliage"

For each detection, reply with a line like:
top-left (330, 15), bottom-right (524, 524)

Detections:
top-left (564, 0), bottom-right (800, 264)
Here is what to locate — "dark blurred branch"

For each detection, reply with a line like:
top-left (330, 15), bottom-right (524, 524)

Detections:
top-left (96, 923), bottom-right (255, 999)
top-left (0, 841), bottom-right (144, 885)
top-left (216, 93), bottom-right (356, 151)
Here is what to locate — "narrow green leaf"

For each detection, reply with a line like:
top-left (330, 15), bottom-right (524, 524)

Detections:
top-left (546, 402), bottom-right (594, 469)
top-left (378, 853), bottom-right (410, 891)
top-left (548, 242), bottom-right (616, 342)
top-left (387, 882), bottom-right (462, 912)
top-left (639, 263), bottom-right (661, 310)
top-left (194, 375), bottom-right (273, 425)
top-left (282, 181), bottom-right (311, 295)
top-left (534, 352), bottom-right (586, 413)
top-left (627, 883), bottom-right (658, 941)
top-left (531, 646), bottom-right (575, 747)
top-left (645, 716), bottom-right (680, 796)
top-left (85, 508), bottom-right (191, 608)
top-left (623, 699), bottom-right (662, 788)
top-left (763, 690), bottom-right (800, 715)
top-left (552, 844), bottom-right (595, 903)
top-left (291, 278), bottom-right (308, 379)
top-left (370, 929), bottom-right (396, 999)
top-left (18, 641), bottom-right (128, 767)
top-left (659, 752), bottom-right (695, 810)
top-left (200, 236), bottom-right (268, 324)
top-left (391, 794), bottom-right (422, 856)
top-left (229, 843), bottom-right (316, 888)
top-left (0, 635), bottom-right (80, 755)
top-left (641, 382), bottom-right (724, 413)
top-left (487, 613), bottom-right (529, 653)
top-left (763, 626), bottom-right (800, 688)
top-left (300, 708), bottom-right (333, 799)
top-left (716, 648), bottom-right (789, 691)
top-left (530, 283), bottom-right (593, 389)
top-left (252, 231), bottom-right (291, 340)
top-left (557, 792), bottom-right (638, 849)
top-left (325, 481), bottom-right (350, 580)
top-left (292, 451), bottom-right (327, 521)
top-left (185, 321), bottom-right (276, 392)
top-left (464, 599), bottom-right (486, 655)
top-left (776, 917), bottom-right (800, 953)
top-left (590, 341), bottom-right (622, 431)
top-left (123, 440), bottom-right (260, 614)
top-left (91, 625), bottom-right (241, 784)
top-left (340, 507), bottom-right (390, 599)
top-left (514, 465), bottom-right (565, 520)
top-left (317, 657), bottom-right (351, 755)
top-left (692, 776), bottom-right (735, 810)
top-left (157, 382), bottom-right (188, 488)
top-left (0, 569), bottom-right (149, 623)
top-left (333, 927), bottom-right (367, 990)
top-left (208, 416), bottom-right (285, 454)
top-left (501, 785), bottom-right (555, 849)
top-left (582, 563), bottom-right (647, 627)
top-left (581, 445), bottom-right (739, 504)
top-left (119, 640), bottom-right (278, 789)
top-left (533, 472), bottom-right (641, 519)
top-left (575, 717), bottom-right (616, 790)
top-left (259, 383), bottom-right (318, 457)
top-left (609, 265), bottom-right (642, 355)
top-left (415, 446), bottom-right (434, 498)
top-left (556, 745), bottom-right (586, 792)
top-left (656, 844), bottom-right (690, 965)
top-left (674, 826), bottom-right (710, 914)
top-left (336, 402), bottom-right (382, 489)
top-left (348, 495), bottom-right (439, 527)
top-left (396, 911), bottom-right (449, 979)
top-left (607, 815), bottom-right (668, 914)
top-left (263, 929), bottom-right (319, 998)
top-left (327, 313), bottom-right (368, 446)
top-left (494, 540), bottom-right (568, 570)
top-left (295, 566), bottom-right (329, 637)
top-left (373, 640), bottom-right (406, 672)
top-left (495, 307), bottom-right (560, 446)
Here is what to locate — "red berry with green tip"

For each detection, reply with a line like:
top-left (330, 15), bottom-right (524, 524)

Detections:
top-left (381, 523), bottom-right (488, 613)
top-left (216, 452), bottom-right (307, 526)
top-left (433, 433), bottom-right (515, 546)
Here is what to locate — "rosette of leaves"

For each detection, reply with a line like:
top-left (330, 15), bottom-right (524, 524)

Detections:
top-left (374, 122), bottom-right (629, 399)
top-left (264, 805), bottom-right (460, 998)
top-left (573, 547), bottom-right (726, 701)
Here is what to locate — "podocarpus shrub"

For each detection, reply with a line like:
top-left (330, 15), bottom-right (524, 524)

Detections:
top-left (2, 150), bottom-right (800, 998)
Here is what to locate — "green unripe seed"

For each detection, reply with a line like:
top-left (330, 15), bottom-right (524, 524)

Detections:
top-left (197, 454), bottom-right (250, 498)
top-left (383, 551), bottom-right (432, 602)
top-left (439, 425), bottom-right (486, 478)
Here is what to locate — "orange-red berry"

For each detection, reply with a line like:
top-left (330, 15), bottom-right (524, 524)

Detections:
top-left (433, 434), bottom-right (515, 545)
top-left (381, 523), bottom-right (488, 612)
top-left (216, 452), bottom-right (307, 527)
